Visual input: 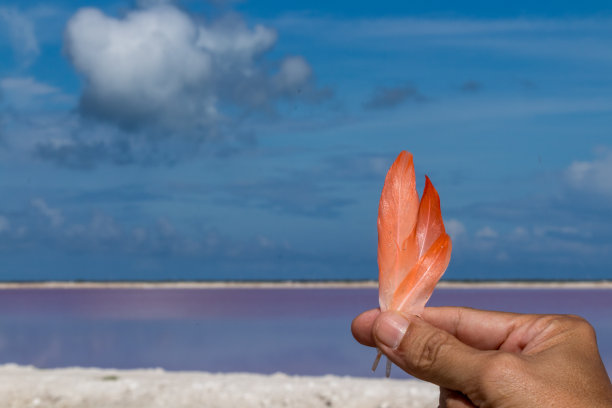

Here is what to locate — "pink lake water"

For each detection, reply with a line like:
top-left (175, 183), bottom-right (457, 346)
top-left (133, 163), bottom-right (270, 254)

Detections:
top-left (0, 287), bottom-right (610, 378)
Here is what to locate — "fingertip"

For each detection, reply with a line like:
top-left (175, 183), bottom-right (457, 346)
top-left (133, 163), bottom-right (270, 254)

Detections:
top-left (351, 308), bottom-right (380, 347)
top-left (373, 311), bottom-right (411, 350)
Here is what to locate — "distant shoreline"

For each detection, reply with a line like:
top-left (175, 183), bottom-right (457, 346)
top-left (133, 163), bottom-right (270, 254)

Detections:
top-left (0, 280), bottom-right (610, 289)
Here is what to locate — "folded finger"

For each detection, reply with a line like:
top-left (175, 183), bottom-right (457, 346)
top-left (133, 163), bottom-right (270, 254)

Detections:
top-left (423, 307), bottom-right (528, 350)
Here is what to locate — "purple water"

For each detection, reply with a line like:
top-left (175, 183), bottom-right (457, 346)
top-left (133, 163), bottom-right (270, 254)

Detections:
top-left (0, 288), bottom-right (610, 378)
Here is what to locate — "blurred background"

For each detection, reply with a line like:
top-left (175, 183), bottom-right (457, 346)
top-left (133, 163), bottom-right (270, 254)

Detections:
top-left (1, 0), bottom-right (611, 380)
top-left (1, 0), bottom-right (611, 281)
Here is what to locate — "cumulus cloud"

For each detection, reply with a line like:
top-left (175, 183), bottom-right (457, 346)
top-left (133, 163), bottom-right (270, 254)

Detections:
top-left (65, 6), bottom-right (215, 131)
top-left (64, 5), bottom-right (323, 133)
top-left (363, 84), bottom-right (426, 110)
top-left (36, 4), bottom-right (328, 168)
top-left (445, 219), bottom-right (466, 240)
top-left (565, 149), bottom-right (612, 198)
top-left (0, 7), bottom-right (39, 68)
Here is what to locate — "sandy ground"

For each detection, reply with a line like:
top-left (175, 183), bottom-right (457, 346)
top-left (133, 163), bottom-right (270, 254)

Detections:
top-left (0, 364), bottom-right (439, 408)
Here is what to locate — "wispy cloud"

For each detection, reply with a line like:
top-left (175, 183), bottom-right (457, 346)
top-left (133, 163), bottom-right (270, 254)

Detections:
top-left (31, 198), bottom-right (64, 228)
top-left (273, 15), bottom-right (612, 62)
top-left (350, 96), bottom-right (612, 133)
top-left (475, 225), bottom-right (498, 239)
top-left (1, 197), bottom-right (291, 262)
top-left (34, 137), bottom-right (137, 170)
top-left (363, 84), bottom-right (426, 110)
top-left (275, 15), bottom-right (612, 38)
top-left (446, 213), bottom-right (612, 279)
top-left (0, 77), bottom-right (71, 111)
top-left (0, 7), bottom-right (39, 68)
top-left (0, 77), bottom-right (57, 96)
top-left (444, 148), bottom-right (612, 279)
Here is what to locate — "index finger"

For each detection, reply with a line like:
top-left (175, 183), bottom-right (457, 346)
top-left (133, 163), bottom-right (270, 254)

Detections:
top-left (422, 306), bottom-right (526, 350)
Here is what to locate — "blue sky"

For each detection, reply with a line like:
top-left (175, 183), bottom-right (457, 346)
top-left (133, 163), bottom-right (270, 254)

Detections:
top-left (0, 0), bottom-right (611, 281)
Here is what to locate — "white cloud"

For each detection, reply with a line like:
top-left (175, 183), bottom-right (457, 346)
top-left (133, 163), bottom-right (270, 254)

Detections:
top-left (274, 56), bottom-right (312, 92)
top-left (0, 77), bottom-right (58, 95)
top-left (65, 6), bottom-right (214, 131)
top-left (565, 149), bottom-right (612, 198)
top-left (445, 218), bottom-right (466, 240)
top-left (0, 77), bottom-right (70, 110)
top-left (475, 226), bottom-right (498, 239)
top-left (196, 14), bottom-right (276, 59)
top-left (0, 7), bottom-right (39, 67)
top-left (64, 5), bottom-right (320, 134)
top-left (31, 198), bottom-right (64, 228)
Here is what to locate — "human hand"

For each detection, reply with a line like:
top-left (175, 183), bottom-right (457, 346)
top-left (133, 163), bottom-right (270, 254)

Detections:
top-left (352, 307), bottom-right (612, 407)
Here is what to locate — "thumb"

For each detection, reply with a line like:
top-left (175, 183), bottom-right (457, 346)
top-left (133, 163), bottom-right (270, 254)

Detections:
top-left (373, 311), bottom-right (487, 393)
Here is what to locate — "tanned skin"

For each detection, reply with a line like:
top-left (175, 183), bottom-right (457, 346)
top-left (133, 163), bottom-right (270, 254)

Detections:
top-left (352, 307), bottom-right (612, 408)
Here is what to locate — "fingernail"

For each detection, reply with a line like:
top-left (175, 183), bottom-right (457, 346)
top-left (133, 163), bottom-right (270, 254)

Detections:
top-left (376, 312), bottom-right (410, 349)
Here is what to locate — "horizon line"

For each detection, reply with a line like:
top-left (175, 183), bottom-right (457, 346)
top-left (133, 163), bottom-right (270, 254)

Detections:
top-left (0, 280), bottom-right (610, 289)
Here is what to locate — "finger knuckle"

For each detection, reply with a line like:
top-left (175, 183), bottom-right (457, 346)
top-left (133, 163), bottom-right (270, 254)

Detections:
top-left (545, 315), bottom-right (566, 333)
top-left (537, 314), bottom-right (595, 339)
top-left (533, 315), bottom-right (569, 336)
top-left (566, 314), bottom-right (595, 333)
top-left (413, 331), bottom-right (450, 372)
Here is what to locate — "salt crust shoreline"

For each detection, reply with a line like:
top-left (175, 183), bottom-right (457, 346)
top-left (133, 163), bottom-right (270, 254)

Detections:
top-left (1, 364), bottom-right (439, 408)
